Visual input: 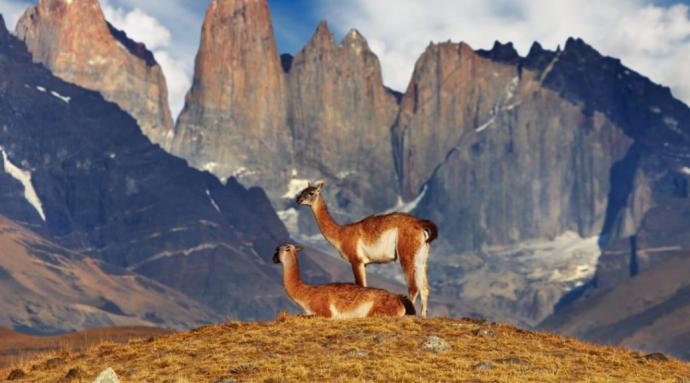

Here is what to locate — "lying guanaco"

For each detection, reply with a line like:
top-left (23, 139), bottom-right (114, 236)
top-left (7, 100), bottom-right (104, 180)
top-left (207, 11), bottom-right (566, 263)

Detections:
top-left (273, 243), bottom-right (416, 318)
top-left (296, 182), bottom-right (437, 317)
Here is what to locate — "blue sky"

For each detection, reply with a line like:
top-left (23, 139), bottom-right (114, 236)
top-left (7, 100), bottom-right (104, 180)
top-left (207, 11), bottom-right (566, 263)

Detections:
top-left (1, 0), bottom-right (689, 115)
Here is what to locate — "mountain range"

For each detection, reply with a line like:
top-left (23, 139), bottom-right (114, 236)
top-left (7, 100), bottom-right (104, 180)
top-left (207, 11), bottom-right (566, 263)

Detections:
top-left (0, 0), bottom-right (689, 359)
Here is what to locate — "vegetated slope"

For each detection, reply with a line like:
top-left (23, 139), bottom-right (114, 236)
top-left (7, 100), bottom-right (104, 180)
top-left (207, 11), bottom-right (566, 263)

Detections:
top-left (2, 316), bottom-right (688, 383)
top-left (543, 253), bottom-right (690, 361)
top-left (0, 215), bottom-right (217, 334)
top-left (0, 326), bottom-right (171, 369)
top-left (541, 201), bottom-right (690, 360)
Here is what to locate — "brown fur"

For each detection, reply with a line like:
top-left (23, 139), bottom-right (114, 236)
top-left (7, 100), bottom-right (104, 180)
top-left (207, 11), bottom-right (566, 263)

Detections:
top-left (296, 183), bottom-right (437, 317)
top-left (273, 243), bottom-right (411, 318)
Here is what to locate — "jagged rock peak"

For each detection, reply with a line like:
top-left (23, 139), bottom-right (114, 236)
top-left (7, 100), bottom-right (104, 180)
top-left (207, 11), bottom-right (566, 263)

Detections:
top-left (0, 14), bottom-right (9, 43)
top-left (417, 40), bottom-right (477, 65)
top-left (106, 22), bottom-right (157, 66)
top-left (564, 37), bottom-right (589, 51)
top-left (285, 18), bottom-right (399, 215)
top-left (307, 20), bottom-right (337, 48)
top-left (477, 40), bottom-right (521, 64)
top-left (562, 37), bottom-right (602, 60)
top-left (15, 0), bottom-right (174, 147)
top-left (170, 0), bottom-right (290, 187)
top-left (22, 0), bottom-right (104, 23)
top-left (527, 41), bottom-right (547, 57)
top-left (341, 28), bottom-right (371, 54)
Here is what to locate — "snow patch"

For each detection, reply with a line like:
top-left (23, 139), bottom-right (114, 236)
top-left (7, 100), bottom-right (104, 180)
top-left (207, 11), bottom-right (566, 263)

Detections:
top-left (36, 86), bottom-right (46, 92)
top-left (385, 185), bottom-right (427, 214)
top-left (475, 116), bottom-right (495, 132)
top-left (1, 148), bottom-right (46, 221)
top-left (115, 41), bottom-right (129, 52)
top-left (337, 170), bottom-right (353, 179)
top-left (679, 166), bottom-right (690, 175)
top-left (130, 243), bottom-right (227, 269)
top-left (202, 162), bottom-right (217, 172)
top-left (282, 178), bottom-right (311, 199)
top-left (205, 189), bottom-right (221, 213)
top-left (232, 167), bottom-right (255, 178)
top-left (50, 90), bottom-right (70, 103)
top-left (504, 76), bottom-right (519, 100)
top-left (486, 231), bottom-right (602, 287)
top-left (87, 56), bottom-right (109, 66)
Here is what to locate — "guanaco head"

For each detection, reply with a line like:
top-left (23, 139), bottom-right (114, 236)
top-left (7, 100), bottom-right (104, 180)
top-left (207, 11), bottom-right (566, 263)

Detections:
top-left (273, 242), bottom-right (305, 264)
top-left (296, 181), bottom-right (325, 206)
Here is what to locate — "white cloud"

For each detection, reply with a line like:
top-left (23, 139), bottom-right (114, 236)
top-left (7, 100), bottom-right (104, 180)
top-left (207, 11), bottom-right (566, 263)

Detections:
top-left (101, 2), bottom-right (171, 50)
top-left (321, 0), bottom-right (690, 104)
top-left (0, 0), bottom-right (30, 30)
top-left (153, 49), bottom-right (190, 116)
top-left (100, 0), bottom-right (191, 117)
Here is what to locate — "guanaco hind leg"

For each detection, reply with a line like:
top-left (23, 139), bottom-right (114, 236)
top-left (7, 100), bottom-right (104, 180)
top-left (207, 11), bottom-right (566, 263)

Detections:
top-left (418, 244), bottom-right (430, 317)
top-left (397, 234), bottom-right (421, 310)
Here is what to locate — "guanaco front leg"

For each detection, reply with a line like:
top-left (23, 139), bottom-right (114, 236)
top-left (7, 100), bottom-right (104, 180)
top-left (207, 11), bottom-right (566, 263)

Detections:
top-left (351, 261), bottom-right (367, 287)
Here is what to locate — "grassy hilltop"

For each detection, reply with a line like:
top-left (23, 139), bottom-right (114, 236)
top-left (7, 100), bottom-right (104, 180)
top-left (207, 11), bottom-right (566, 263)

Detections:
top-left (2, 316), bottom-right (689, 382)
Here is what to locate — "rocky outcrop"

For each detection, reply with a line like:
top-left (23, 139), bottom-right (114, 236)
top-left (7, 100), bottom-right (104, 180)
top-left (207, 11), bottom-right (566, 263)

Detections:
top-left (15, 0), bottom-right (174, 146)
top-left (285, 22), bottom-right (399, 213)
top-left (171, 0), bottom-right (290, 190)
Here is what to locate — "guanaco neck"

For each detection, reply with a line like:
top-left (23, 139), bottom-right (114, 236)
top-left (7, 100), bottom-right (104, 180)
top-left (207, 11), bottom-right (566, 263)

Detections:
top-left (311, 196), bottom-right (344, 243)
top-left (282, 254), bottom-right (308, 301)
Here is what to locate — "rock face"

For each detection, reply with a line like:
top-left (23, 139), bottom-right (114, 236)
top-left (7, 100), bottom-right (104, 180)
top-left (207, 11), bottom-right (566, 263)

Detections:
top-left (170, 2), bottom-right (400, 226)
top-left (171, 0), bottom-right (290, 188)
top-left (285, 22), bottom-right (399, 213)
top-left (393, 41), bottom-right (631, 252)
top-left (15, 0), bottom-right (174, 147)
top-left (390, 38), bottom-right (690, 327)
top-left (0, 20), bottom-right (348, 323)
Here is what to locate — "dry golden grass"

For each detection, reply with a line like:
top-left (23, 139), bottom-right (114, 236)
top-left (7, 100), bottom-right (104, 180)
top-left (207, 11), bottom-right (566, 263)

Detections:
top-left (2, 316), bottom-right (688, 383)
top-left (0, 326), bottom-right (171, 370)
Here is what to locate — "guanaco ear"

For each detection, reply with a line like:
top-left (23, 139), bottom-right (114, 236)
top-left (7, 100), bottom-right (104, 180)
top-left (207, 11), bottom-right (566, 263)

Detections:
top-left (316, 181), bottom-right (326, 190)
top-left (294, 244), bottom-right (305, 252)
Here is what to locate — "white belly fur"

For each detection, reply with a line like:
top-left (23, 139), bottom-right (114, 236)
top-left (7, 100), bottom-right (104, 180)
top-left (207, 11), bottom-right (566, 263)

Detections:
top-left (330, 301), bottom-right (374, 319)
top-left (356, 228), bottom-right (398, 264)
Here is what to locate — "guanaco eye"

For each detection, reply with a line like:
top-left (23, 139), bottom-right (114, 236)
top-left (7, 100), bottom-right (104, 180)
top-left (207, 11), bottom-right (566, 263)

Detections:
top-left (309, 191), bottom-right (315, 196)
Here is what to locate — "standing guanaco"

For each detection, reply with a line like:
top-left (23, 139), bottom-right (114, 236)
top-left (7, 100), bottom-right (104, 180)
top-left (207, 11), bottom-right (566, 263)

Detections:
top-left (273, 243), bottom-right (416, 318)
top-left (296, 182), bottom-right (437, 317)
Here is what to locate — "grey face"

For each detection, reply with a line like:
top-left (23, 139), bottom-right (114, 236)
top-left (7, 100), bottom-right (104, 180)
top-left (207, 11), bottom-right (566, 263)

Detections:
top-left (272, 243), bottom-right (304, 264)
top-left (296, 185), bottom-right (320, 206)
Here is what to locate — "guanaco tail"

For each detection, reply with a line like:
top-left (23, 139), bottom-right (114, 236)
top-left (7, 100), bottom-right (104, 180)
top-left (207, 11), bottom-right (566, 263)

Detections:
top-left (296, 182), bottom-right (438, 317)
top-left (273, 243), bottom-right (416, 318)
